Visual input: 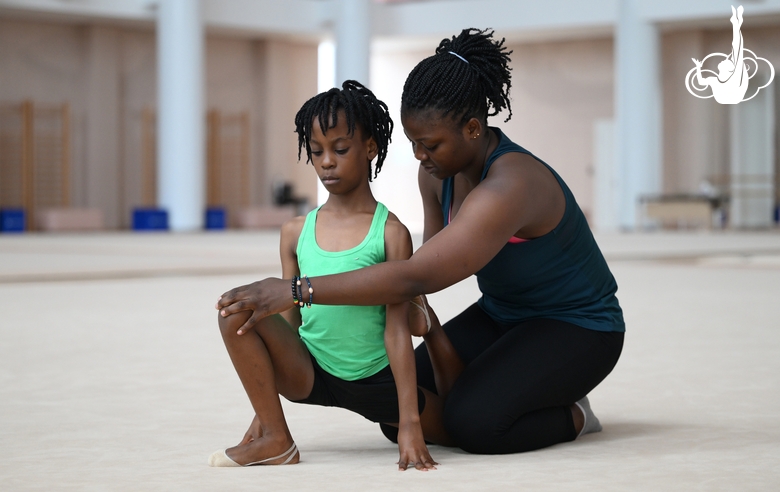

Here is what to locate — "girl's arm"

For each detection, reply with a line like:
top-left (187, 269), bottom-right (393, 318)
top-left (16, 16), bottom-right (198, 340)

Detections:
top-left (382, 214), bottom-right (437, 471)
top-left (278, 217), bottom-right (304, 330)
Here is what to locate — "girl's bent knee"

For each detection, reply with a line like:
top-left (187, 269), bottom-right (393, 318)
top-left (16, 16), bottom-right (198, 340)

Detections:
top-left (217, 311), bottom-right (251, 336)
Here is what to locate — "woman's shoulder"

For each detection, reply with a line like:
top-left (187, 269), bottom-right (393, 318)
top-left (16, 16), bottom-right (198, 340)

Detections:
top-left (484, 151), bottom-right (545, 188)
top-left (479, 132), bottom-right (567, 237)
top-left (485, 128), bottom-right (553, 183)
top-left (488, 127), bottom-right (533, 161)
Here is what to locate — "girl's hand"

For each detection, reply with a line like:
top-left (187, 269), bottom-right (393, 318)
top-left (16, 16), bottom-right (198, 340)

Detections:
top-left (239, 414), bottom-right (262, 445)
top-left (216, 277), bottom-right (290, 335)
top-left (396, 422), bottom-right (438, 471)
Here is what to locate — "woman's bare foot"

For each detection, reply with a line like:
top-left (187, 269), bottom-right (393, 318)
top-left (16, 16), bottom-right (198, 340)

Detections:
top-left (224, 435), bottom-right (300, 466)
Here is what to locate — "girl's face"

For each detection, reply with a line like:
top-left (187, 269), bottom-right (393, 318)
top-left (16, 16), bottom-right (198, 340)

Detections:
top-left (401, 109), bottom-right (480, 180)
top-left (309, 111), bottom-right (377, 195)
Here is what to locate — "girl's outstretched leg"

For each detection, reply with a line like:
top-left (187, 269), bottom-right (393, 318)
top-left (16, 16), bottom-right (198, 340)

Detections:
top-left (211, 310), bottom-right (314, 466)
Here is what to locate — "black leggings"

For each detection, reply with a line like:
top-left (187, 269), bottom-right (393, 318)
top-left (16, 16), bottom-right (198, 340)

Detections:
top-left (381, 302), bottom-right (624, 454)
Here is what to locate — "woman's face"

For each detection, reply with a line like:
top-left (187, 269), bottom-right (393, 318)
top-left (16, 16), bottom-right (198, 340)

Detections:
top-left (401, 110), bottom-right (477, 180)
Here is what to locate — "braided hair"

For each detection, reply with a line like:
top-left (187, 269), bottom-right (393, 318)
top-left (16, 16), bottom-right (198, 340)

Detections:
top-left (401, 28), bottom-right (513, 124)
top-left (294, 80), bottom-right (393, 181)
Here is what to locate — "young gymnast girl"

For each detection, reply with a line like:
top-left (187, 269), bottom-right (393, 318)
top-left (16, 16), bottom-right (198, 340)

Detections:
top-left (210, 80), bottom-right (461, 471)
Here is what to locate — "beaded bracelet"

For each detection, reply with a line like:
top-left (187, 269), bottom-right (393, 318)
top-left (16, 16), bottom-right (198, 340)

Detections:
top-left (291, 276), bottom-right (300, 306)
top-left (304, 275), bottom-right (313, 308)
top-left (296, 277), bottom-right (305, 307)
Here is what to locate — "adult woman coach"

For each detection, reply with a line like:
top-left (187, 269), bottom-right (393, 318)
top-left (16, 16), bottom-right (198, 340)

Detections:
top-left (217, 28), bottom-right (624, 455)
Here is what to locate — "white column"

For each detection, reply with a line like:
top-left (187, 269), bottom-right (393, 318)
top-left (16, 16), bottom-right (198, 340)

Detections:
top-left (335, 0), bottom-right (371, 86)
top-left (318, 40), bottom-right (336, 206)
top-left (729, 77), bottom-right (775, 228)
top-left (615, 0), bottom-right (662, 229)
top-left (593, 119), bottom-right (620, 232)
top-left (157, 0), bottom-right (204, 231)
top-left (84, 27), bottom-right (120, 228)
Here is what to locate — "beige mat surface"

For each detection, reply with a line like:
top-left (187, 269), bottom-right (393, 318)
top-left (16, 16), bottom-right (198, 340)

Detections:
top-left (1, 231), bottom-right (779, 490)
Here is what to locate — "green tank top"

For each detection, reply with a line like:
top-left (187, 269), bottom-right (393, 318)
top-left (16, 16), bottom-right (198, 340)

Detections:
top-left (296, 202), bottom-right (389, 381)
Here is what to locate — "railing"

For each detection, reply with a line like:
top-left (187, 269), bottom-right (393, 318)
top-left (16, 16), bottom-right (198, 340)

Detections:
top-left (0, 100), bottom-right (70, 230)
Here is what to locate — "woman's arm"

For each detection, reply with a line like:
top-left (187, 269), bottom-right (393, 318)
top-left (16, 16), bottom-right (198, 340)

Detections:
top-left (219, 152), bottom-right (564, 334)
top-left (382, 214), bottom-right (437, 471)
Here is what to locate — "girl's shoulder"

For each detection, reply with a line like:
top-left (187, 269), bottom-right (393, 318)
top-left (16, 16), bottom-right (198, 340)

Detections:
top-left (281, 214), bottom-right (307, 245)
top-left (383, 210), bottom-right (413, 261)
top-left (282, 214), bottom-right (306, 232)
top-left (384, 210), bottom-right (409, 237)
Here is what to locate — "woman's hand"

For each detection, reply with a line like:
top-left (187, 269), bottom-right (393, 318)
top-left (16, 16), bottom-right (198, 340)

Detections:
top-left (396, 421), bottom-right (438, 471)
top-left (216, 277), bottom-right (290, 335)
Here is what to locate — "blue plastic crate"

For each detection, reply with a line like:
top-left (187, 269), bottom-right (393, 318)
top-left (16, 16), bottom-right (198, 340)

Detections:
top-left (0, 208), bottom-right (25, 233)
top-left (205, 207), bottom-right (227, 230)
top-left (132, 208), bottom-right (168, 231)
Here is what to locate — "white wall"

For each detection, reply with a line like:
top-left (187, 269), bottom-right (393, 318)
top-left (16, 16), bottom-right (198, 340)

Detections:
top-left (369, 36), bottom-right (615, 231)
top-left (500, 38), bottom-right (615, 220)
top-left (369, 47), bottom-right (430, 233)
top-left (261, 39), bottom-right (319, 209)
top-left (0, 18), bottom-right (319, 227)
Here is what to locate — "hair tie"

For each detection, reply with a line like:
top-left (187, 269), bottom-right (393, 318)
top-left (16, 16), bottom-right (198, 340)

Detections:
top-left (448, 51), bottom-right (469, 64)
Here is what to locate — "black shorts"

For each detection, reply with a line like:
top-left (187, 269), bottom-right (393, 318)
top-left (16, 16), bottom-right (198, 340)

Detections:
top-left (292, 355), bottom-right (426, 424)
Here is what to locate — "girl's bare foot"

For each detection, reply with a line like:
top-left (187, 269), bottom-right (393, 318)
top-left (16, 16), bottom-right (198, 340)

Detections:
top-left (409, 295), bottom-right (432, 337)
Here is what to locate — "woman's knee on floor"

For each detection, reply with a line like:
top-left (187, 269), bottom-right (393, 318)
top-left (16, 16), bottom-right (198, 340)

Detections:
top-left (442, 392), bottom-right (504, 454)
top-left (443, 409), bottom-right (501, 454)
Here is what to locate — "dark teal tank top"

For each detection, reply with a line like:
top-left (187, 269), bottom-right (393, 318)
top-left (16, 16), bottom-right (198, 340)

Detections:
top-left (441, 128), bottom-right (624, 332)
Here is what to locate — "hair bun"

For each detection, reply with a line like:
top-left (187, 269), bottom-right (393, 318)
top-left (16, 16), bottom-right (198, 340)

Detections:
top-left (403, 28), bottom-right (513, 123)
